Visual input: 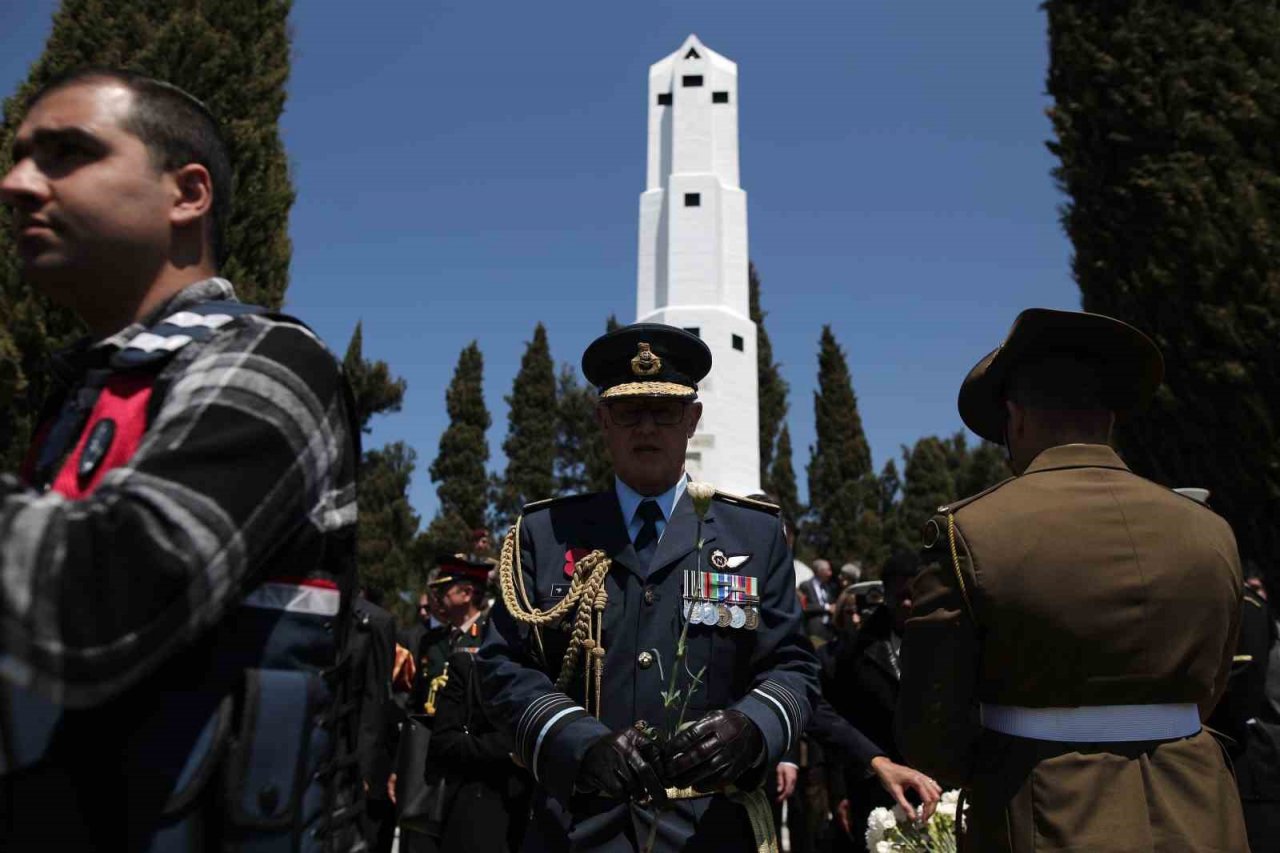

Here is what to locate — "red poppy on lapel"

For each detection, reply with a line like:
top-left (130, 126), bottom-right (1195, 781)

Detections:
top-left (564, 547), bottom-right (592, 577)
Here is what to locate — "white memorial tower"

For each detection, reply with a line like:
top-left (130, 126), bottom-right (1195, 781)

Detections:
top-left (636, 34), bottom-right (760, 496)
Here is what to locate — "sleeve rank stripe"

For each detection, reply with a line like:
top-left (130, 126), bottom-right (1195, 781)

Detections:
top-left (760, 679), bottom-right (805, 727)
top-left (517, 693), bottom-right (570, 758)
top-left (532, 705), bottom-right (588, 783)
top-left (755, 680), bottom-right (804, 750)
top-left (752, 686), bottom-right (794, 752)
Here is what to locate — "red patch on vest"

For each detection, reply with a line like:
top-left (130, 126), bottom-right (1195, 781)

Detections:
top-left (51, 373), bottom-right (154, 499)
top-left (564, 547), bottom-right (592, 577)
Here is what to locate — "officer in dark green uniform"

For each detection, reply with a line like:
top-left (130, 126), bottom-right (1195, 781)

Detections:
top-left (477, 323), bottom-right (819, 853)
top-left (409, 556), bottom-right (493, 717)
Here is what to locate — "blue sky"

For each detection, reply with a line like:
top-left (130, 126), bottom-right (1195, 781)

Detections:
top-left (3, 1), bottom-right (1078, 518)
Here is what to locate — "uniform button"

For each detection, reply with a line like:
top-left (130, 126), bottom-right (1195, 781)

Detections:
top-left (643, 587), bottom-right (656, 605)
top-left (637, 651), bottom-right (655, 669)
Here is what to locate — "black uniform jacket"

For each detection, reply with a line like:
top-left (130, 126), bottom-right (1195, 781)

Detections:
top-left (350, 600), bottom-right (397, 796)
top-left (477, 488), bottom-right (819, 852)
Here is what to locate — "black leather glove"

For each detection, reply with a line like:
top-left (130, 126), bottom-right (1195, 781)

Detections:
top-left (662, 709), bottom-right (765, 791)
top-left (578, 727), bottom-right (669, 807)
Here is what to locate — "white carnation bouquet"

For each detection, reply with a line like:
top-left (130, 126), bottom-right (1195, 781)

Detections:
top-left (865, 789), bottom-right (962, 852)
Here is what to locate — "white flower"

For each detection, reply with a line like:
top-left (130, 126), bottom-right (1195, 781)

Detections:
top-left (936, 802), bottom-right (957, 820)
top-left (865, 807), bottom-right (895, 848)
top-left (875, 842), bottom-right (895, 853)
top-left (687, 481), bottom-right (715, 519)
top-left (941, 789), bottom-right (961, 805)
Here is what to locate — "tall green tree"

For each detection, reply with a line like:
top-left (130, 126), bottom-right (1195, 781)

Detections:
top-left (947, 432), bottom-right (1009, 499)
top-left (555, 365), bottom-right (611, 495)
top-left (496, 324), bottom-right (557, 525)
top-left (898, 437), bottom-right (956, 549)
top-left (342, 324), bottom-right (419, 608)
top-left (750, 263), bottom-right (789, 492)
top-left (805, 326), bottom-right (882, 566)
top-left (0, 0), bottom-right (296, 472)
top-left (769, 423), bottom-right (801, 526)
top-left (343, 322), bottom-right (406, 432)
top-left (357, 442), bottom-right (422, 607)
top-left (1046, 0), bottom-right (1280, 565)
top-left (427, 342), bottom-right (490, 552)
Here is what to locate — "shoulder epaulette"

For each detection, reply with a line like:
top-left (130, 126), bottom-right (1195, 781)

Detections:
top-left (521, 492), bottom-right (597, 513)
top-left (713, 490), bottom-right (781, 515)
top-left (937, 476), bottom-right (1017, 515)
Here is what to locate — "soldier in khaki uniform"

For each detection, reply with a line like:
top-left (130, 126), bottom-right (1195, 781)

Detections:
top-left (896, 308), bottom-right (1249, 852)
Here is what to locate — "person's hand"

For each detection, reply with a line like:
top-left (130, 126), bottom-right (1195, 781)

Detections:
top-left (578, 727), bottom-right (669, 807)
top-left (835, 798), bottom-right (854, 837)
top-left (662, 709), bottom-right (764, 792)
top-left (869, 756), bottom-right (941, 822)
top-left (774, 762), bottom-right (798, 803)
top-left (386, 772), bottom-right (397, 805)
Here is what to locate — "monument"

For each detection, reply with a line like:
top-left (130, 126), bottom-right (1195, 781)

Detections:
top-left (635, 34), bottom-right (760, 495)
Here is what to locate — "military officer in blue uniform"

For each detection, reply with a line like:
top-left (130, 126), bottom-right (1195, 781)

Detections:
top-left (477, 324), bottom-right (819, 852)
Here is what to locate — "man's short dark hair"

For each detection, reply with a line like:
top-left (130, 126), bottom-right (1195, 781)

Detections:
top-left (27, 68), bottom-right (232, 266)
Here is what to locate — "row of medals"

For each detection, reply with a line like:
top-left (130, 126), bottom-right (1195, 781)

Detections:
top-left (682, 599), bottom-right (759, 630)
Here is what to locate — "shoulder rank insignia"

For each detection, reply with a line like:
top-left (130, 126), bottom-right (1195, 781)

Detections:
top-left (712, 491), bottom-right (781, 515)
top-left (522, 492), bottom-right (596, 513)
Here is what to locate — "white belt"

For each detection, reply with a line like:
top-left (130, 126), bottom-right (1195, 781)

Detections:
top-left (980, 702), bottom-right (1201, 742)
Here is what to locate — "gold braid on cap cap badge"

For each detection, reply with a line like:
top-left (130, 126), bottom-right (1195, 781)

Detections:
top-left (631, 342), bottom-right (662, 376)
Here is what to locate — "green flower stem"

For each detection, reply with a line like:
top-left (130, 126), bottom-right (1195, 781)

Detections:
top-left (644, 522), bottom-right (705, 853)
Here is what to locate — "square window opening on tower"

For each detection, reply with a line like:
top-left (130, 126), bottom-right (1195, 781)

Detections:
top-left (684, 193), bottom-right (701, 207)
top-left (682, 75), bottom-right (704, 87)
top-left (657, 93), bottom-right (672, 105)
top-left (732, 334), bottom-right (744, 351)
top-left (712, 91), bottom-right (729, 104)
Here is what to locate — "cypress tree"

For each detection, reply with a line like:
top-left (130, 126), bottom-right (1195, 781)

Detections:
top-left (342, 324), bottom-right (419, 607)
top-left (768, 423), bottom-right (801, 527)
top-left (805, 326), bottom-right (882, 566)
top-left (0, 0), bottom-right (296, 472)
top-left (899, 437), bottom-right (957, 545)
top-left (496, 324), bottom-right (557, 525)
top-left (428, 342), bottom-right (491, 547)
top-left (876, 459), bottom-right (906, 557)
top-left (750, 263), bottom-right (789, 492)
top-left (554, 365), bottom-right (611, 495)
top-left (951, 433), bottom-right (1009, 499)
top-left (1046, 0), bottom-right (1280, 565)
top-left (343, 322), bottom-right (407, 432)
top-left (357, 442), bottom-right (421, 611)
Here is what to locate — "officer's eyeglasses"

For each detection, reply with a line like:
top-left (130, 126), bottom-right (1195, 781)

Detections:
top-left (606, 400), bottom-right (687, 427)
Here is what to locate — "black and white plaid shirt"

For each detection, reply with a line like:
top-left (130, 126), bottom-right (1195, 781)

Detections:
top-left (0, 278), bottom-right (357, 708)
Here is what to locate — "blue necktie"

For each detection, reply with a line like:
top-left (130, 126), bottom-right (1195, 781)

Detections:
top-left (633, 500), bottom-right (664, 569)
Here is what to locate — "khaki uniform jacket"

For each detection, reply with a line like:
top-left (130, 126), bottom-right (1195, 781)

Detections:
top-left (897, 444), bottom-right (1248, 852)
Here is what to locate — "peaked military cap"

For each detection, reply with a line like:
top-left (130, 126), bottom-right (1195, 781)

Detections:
top-left (959, 308), bottom-right (1164, 443)
top-left (429, 553), bottom-right (493, 587)
top-left (582, 323), bottom-right (712, 400)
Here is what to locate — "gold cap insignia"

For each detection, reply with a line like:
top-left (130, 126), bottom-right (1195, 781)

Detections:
top-left (631, 342), bottom-right (662, 377)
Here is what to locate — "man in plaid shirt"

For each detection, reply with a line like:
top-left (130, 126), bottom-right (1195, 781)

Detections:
top-left (0, 70), bottom-right (362, 849)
